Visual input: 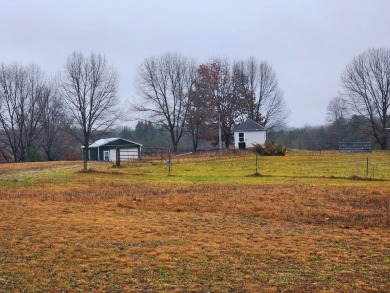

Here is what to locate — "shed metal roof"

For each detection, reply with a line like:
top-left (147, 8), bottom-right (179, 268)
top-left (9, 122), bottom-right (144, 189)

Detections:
top-left (233, 119), bottom-right (266, 132)
top-left (89, 137), bottom-right (142, 148)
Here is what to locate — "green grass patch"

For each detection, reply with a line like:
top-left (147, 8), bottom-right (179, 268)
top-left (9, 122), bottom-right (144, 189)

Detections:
top-left (2, 151), bottom-right (390, 187)
top-left (0, 151), bottom-right (389, 292)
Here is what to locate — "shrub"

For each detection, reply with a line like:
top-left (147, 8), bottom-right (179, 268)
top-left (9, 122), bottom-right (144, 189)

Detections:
top-left (252, 141), bottom-right (287, 156)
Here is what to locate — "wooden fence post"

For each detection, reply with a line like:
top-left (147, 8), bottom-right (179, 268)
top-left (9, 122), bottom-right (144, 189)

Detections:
top-left (116, 148), bottom-right (120, 167)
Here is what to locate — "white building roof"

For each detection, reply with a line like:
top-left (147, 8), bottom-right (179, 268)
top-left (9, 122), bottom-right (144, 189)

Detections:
top-left (233, 119), bottom-right (266, 132)
top-left (89, 137), bottom-right (142, 148)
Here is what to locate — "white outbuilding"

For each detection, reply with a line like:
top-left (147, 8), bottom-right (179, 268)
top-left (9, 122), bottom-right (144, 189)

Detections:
top-left (233, 119), bottom-right (266, 149)
top-left (87, 138), bottom-right (142, 161)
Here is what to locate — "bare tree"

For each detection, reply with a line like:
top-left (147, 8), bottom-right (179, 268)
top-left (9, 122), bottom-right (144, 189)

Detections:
top-left (60, 52), bottom-right (120, 170)
top-left (325, 96), bottom-right (351, 147)
top-left (0, 63), bottom-right (45, 162)
top-left (37, 82), bottom-right (73, 161)
top-left (241, 57), bottom-right (258, 121)
top-left (135, 52), bottom-right (197, 152)
top-left (341, 48), bottom-right (390, 149)
top-left (243, 57), bottom-right (289, 130)
top-left (326, 96), bottom-right (349, 124)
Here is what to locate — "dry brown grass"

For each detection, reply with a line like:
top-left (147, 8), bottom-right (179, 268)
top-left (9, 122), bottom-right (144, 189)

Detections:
top-left (0, 157), bottom-right (389, 292)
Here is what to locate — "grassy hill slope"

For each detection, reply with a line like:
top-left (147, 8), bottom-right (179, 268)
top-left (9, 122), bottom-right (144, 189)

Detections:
top-left (0, 151), bottom-right (389, 292)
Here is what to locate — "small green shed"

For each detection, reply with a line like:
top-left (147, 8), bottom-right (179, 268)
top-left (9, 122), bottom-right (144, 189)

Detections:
top-left (87, 138), bottom-right (142, 161)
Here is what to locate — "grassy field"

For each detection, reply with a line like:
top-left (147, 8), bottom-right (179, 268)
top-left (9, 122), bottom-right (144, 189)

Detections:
top-left (0, 150), bottom-right (389, 292)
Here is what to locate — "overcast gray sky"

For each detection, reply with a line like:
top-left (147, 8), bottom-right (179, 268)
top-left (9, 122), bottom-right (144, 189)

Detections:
top-left (2, 0), bottom-right (390, 128)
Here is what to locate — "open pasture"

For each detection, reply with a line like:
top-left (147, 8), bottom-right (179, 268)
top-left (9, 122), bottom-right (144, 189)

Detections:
top-left (0, 151), bottom-right (389, 292)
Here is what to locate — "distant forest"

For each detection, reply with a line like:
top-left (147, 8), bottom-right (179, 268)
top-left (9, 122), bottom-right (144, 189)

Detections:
top-left (268, 115), bottom-right (375, 150)
top-left (117, 121), bottom-right (211, 152)
top-left (117, 114), bottom-right (377, 153)
top-left (1, 48), bottom-right (389, 163)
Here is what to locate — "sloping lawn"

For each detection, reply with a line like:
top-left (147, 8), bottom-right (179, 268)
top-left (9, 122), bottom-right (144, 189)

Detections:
top-left (0, 151), bottom-right (389, 291)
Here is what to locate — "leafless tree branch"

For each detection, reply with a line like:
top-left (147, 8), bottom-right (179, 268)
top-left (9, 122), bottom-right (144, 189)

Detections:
top-left (60, 52), bottom-right (120, 170)
top-left (134, 52), bottom-right (196, 151)
top-left (341, 48), bottom-right (390, 149)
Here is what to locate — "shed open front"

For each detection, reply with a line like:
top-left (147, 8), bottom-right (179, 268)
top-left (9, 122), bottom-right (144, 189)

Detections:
top-left (87, 138), bottom-right (142, 161)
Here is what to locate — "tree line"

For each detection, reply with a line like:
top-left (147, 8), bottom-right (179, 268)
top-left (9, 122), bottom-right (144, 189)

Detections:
top-left (134, 54), bottom-right (289, 151)
top-left (0, 52), bottom-right (120, 170)
top-left (132, 48), bottom-right (390, 152)
top-left (1, 47), bottom-right (389, 168)
top-left (268, 115), bottom-right (374, 151)
top-left (120, 113), bottom-right (375, 152)
top-left (0, 63), bottom-right (72, 162)
top-left (296, 47), bottom-right (390, 151)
